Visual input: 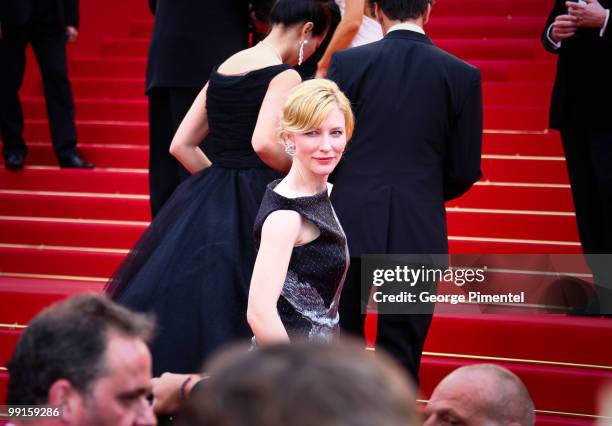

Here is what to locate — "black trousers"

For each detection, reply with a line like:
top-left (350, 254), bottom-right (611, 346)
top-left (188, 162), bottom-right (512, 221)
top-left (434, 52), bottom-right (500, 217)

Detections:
top-left (560, 123), bottom-right (612, 254)
top-left (0, 26), bottom-right (77, 159)
top-left (560, 121), bottom-right (612, 313)
top-left (338, 257), bottom-right (432, 383)
top-left (147, 87), bottom-right (198, 217)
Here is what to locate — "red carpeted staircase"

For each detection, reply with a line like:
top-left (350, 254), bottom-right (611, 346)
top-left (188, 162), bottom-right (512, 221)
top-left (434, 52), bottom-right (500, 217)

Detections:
top-left (1, 0), bottom-right (611, 424)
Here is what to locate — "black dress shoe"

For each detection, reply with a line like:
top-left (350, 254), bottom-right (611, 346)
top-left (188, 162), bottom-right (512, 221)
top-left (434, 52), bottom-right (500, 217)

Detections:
top-left (59, 153), bottom-right (94, 169)
top-left (5, 152), bottom-right (25, 170)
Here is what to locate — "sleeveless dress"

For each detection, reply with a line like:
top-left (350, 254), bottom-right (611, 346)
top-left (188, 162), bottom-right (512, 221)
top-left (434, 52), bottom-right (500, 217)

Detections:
top-left (335, 0), bottom-right (383, 47)
top-left (105, 64), bottom-right (289, 376)
top-left (253, 180), bottom-right (350, 342)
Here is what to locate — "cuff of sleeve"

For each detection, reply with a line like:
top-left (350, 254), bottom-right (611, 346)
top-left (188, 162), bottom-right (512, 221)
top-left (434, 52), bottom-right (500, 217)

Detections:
top-left (601, 9), bottom-right (610, 37)
top-left (547, 24), bottom-right (562, 49)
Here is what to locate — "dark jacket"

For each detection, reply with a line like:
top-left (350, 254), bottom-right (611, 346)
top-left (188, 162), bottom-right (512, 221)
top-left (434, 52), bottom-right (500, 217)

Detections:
top-left (0, 0), bottom-right (78, 31)
top-left (328, 30), bottom-right (482, 256)
top-left (541, 0), bottom-right (612, 129)
top-left (145, 0), bottom-right (250, 91)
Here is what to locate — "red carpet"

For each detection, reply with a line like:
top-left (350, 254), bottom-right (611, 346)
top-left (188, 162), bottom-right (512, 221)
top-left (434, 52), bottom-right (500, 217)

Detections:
top-left (1, 0), bottom-right (611, 424)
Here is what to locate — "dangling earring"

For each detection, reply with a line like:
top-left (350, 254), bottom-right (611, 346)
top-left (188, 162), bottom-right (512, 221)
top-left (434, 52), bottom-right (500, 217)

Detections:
top-left (298, 38), bottom-right (308, 66)
top-left (284, 142), bottom-right (296, 156)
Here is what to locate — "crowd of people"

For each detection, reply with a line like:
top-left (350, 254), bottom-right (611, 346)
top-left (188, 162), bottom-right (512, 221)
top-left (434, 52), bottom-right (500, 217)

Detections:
top-left (2, 0), bottom-right (612, 423)
top-left (7, 293), bottom-right (540, 426)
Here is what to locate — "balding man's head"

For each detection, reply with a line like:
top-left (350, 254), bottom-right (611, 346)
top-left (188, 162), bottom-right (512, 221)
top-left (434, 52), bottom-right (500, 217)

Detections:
top-left (424, 364), bottom-right (535, 426)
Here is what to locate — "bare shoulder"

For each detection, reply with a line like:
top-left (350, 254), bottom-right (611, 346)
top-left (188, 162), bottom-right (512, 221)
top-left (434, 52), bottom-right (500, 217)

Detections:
top-left (218, 48), bottom-right (281, 75)
top-left (261, 209), bottom-right (303, 242)
top-left (269, 69), bottom-right (302, 89)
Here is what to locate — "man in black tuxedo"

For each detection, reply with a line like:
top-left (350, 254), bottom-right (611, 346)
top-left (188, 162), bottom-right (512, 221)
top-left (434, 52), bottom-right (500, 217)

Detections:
top-left (328, 0), bottom-right (482, 380)
top-left (0, 0), bottom-right (93, 170)
top-left (146, 0), bottom-right (250, 217)
top-left (542, 0), bottom-right (612, 314)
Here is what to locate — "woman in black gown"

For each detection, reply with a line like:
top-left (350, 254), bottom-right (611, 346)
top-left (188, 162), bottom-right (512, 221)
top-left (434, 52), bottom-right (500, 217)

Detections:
top-left (248, 79), bottom-right (354, 344)
top-left (105, 0), bottom-right (333, 376)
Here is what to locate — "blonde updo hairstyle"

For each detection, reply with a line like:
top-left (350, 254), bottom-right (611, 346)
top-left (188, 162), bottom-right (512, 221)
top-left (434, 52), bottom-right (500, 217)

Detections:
top-left (279, 79), bottom-right (354, 143)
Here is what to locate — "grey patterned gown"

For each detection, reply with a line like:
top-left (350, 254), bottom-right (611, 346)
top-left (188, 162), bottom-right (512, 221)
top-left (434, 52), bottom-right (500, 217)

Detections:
top-left (253, 179), bottom-right (349, 342)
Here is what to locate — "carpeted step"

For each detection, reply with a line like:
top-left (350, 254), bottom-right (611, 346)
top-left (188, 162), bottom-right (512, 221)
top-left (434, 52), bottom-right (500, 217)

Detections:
top-left (446, 210), bottom-right (578, 242)
top-left (433, 0), bottom-right (552, 17)
top-left (0, 168), bottom-right (148, 194)
top-left (72, 77), bottom-right (146, 99)
top-left (425, 314), bottom-right (612, 368)
top-left (0, 217), bottom-right (147, 249)
top-left (0, 277), bottom-right (104, 324)
top-left (451, 183), bottom-right (573, 212)
top-left (100, 38), bottom-right (149, 58)
top-left (436, 38), bottom-right (547, 60)
top-left (448, 237), bottom-right (582, 254)
top-left (0, 330), bottom-right (21, 368)
top-left (469, 60), bottom-right (555, 82)
top-left (419, 356), bottom-right (612, 418)
top-left (23, 142), bottom-right (148, 169)
top-left (23, 119), bottom-right (148, 145)
top-left (22, 97), bottom-right (147, 122)
top-left (428, 16), bottom-right (546, 38)
top-left (0, 191), bottom-right (150, 221)
top-left (0, 371), bottom-right (7, 404)
top-left (484, 106), bottom-right (548, 130)
top-left (481, 157), bottom-right (569, 184)
top-left (483, 132), bottom-right (563, 156)
top-left (535, 414), bottom-right (593, 426)
top-left (0, 246), bottom-right (124, 279)
top-left (129, 19), bottom-right (153, 38)
top-left (483, 82), bottom-right (552, 107)
top-left (70, 56), bottom-right (147, 78)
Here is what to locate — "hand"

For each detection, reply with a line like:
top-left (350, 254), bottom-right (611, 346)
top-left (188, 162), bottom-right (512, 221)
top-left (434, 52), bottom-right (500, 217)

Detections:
top-left (551, 14), bottom-right (579, 42)
top-left (151, 372), bottom-right (199, 415)
top-left (566, 0), bottom-right (608, 28)
top-left (65, 26), bottom-right (78, 43)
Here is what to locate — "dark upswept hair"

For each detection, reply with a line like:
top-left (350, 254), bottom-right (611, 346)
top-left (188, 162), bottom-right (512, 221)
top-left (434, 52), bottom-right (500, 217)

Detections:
top-left (176, 339), bottom-right (420, 426)
top-left (368, 0), bottom-right (431, 21)
top-left (269, 0), bottom-right (333, 37)
top-left (7, 294), bottom-right (154, 405)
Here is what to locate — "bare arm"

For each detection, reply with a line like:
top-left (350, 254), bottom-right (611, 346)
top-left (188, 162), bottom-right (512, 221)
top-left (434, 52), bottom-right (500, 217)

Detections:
top-left (252, 70), bottom-right (302, 173)
top-left (169, 84), bottom-right (213, 174)
top-left (316, 0), bottom-right (365, 77)
top-left (247, 210), bottom-right (302, 344)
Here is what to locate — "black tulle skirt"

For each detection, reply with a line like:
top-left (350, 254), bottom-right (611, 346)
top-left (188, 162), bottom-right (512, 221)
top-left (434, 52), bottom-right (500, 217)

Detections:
top-left (106, 164), bottom-right (281, 375)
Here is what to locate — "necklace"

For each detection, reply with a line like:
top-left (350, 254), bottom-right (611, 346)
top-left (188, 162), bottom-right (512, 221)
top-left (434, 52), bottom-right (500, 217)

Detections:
top-left (258, 41), bottom-right (283, 63)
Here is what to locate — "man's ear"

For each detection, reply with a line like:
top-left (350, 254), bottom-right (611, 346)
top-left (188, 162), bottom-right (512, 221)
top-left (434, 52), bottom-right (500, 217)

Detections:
top-left (48, 379), bottom-right (83, 423)
top-left (423, 3), bottom-right (432, 25)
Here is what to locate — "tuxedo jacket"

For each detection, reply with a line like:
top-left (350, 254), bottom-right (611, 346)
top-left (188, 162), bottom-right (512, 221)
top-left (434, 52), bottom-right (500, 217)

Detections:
top-left (328, 30), bottom-right (482, 256)
top-left (146, 0), bottom-right (250, 91)
top-left (541, 0), bottom-right (612, 129)
top-left (0, 0), bottom-right (78, 31)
